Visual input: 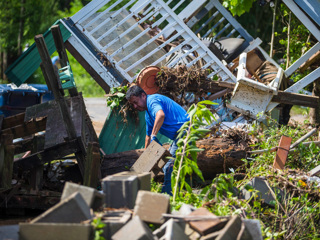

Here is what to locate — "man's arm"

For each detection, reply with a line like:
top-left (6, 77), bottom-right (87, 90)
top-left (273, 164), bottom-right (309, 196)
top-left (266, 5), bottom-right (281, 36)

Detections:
top-left (145, 110), bottom-right (165, 148)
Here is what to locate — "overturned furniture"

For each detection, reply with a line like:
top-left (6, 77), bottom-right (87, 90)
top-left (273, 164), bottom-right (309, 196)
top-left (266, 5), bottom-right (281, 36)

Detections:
top-left (0, 27), bottom-right (100, 211)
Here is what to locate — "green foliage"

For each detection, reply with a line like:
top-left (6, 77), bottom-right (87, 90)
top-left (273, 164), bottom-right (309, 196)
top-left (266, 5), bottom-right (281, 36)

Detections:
top-left (172, 100), bottom-right (217, 202)
top-left (106, 86), bottom-right (128, 109)
top-left (222, 0), bottom-right (256, 16)
top-left (91, 217), bottom-right (106, 240)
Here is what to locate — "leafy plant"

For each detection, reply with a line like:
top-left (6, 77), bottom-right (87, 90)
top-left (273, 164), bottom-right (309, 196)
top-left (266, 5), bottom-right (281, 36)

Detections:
top-left (172, 100), bottom-right (217, 202)
top-left (91, 217), bottom-right (106, 240)
top-left (106, 86), bottom-right (128, 109)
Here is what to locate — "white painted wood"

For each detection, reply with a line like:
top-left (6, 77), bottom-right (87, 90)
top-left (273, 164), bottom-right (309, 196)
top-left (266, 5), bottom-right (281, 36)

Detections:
top-left (71, 0), bottom-right (111, 24)
top-left (243, 38), bottom-right (262, 53)
top-left (283, 0), bottom-right (320, 42)
top-left (66, 35), bottom-right (120, 88)
top-left (285, 42), bottom-right (320, 77)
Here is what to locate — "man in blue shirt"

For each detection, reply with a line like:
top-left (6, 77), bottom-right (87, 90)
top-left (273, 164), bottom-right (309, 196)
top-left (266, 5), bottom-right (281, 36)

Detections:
top-left (126, 85), bottom-right (189, 195)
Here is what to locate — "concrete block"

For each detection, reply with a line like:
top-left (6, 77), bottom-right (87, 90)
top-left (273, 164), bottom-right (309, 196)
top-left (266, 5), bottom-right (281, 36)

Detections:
top-left (111, 216), bottom-right (154, 240)
top-left (61, 182), bottom-right (105, 210)
top-left (243, 219), bottom-right (262, 240)
top-left (216, 215), bottom-right (252, 240)
top-left (113, 171), bottom-right (151, 191)
top-left (101, 210), bottom-right (132, 240)
top-left (241, 177), bottom-right (283, 206)
top-left (133, 190), bottom-right (170, 224)
top-left (102, 174), bottom-right (139, 209)
top-left (188, 208), bottom-right (226, 235)
top-left (308, 165), bottom-right (320, 176)
top-left (131, 141), bottom-right (170, 177)
top-left (19, 223), bottom-right (93, 240)
top-left (153, 218), bottom-right (189, 240)
top-left (31, 192), bottom-right (91, 223)
top-left (0, 224), bottom-right (19, 240)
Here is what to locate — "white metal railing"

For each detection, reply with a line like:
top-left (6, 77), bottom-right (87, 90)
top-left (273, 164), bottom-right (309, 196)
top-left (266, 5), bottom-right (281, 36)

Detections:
top-left (70, 0), bottom-right (242, 83)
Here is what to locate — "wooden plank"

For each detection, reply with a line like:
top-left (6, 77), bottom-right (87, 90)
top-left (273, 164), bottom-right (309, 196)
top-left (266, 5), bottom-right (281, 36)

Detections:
top-left (2, 113), bottom-right (25, 129)
top-left (1, 117), bottom-right (47, 139)
top-left (83, 142), bottom-right (101, 188)
top-left (14, 135), bottom-right (45, 155)
top-left (14, 139), bottom-right (79, 170)
top-left (64, 37), bottom-right (110, 93)
top-left (51, 24), bottom-right (78, 97)
top-left (273, 136), bottom-right (292, 170)
top-left (0, 134), bottom-right (14, 189)
top-left (35, 34), bottom-right (86, 176)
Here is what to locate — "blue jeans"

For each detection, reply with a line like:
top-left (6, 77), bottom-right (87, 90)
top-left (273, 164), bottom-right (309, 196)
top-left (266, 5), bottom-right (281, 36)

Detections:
top-left (161, 138), bottom-right (179, 195)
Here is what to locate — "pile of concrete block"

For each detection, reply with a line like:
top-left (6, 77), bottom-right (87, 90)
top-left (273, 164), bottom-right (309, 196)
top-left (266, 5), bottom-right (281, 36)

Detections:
top-left (16, 171), bottom-right (263, 240)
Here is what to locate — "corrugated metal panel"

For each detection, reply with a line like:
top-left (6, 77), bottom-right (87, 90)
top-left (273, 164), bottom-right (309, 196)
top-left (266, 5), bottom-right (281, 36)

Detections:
top-left (99, 108), bottom-right (171, 155)
top-left (5, 20), bottom-right (72, 86)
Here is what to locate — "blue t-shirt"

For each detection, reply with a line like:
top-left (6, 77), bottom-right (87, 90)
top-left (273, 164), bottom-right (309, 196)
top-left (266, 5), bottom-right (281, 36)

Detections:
top-left (145, 94), bottom-right (189, 140)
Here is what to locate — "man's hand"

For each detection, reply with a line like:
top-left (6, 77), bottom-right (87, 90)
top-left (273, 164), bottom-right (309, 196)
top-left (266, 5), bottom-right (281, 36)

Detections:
top-left (151, 135), bottom-right (162, 146)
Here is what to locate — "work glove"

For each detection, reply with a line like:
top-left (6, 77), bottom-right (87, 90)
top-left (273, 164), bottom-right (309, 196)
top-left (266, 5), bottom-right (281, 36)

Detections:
top-left (151, 135), bottom-right (162, 146)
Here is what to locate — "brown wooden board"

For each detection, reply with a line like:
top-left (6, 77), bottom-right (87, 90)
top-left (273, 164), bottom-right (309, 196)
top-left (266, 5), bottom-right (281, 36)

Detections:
top-left (1, 117), bottom-right (46, 139)
top-left (2, 113), bottom-right (25, 129)
top-left (14, 135), bottom-right (45, 155)
top-left (14, 139), bottom-right (80, 170)
top-left (0, 134), bottom-right (14, 189)
top-left (273, 135), bottom-right (292, 170)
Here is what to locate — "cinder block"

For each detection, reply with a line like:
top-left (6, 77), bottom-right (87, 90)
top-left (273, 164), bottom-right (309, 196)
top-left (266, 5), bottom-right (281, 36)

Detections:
top-left (102, 174), bottom-right (138, 209)
top-left (153, 218), bottom-right (188, 240)
top-left (241, 177), bottom-right (283, 206)
top-left (216, 215), bottom-right (252, 240)
top-left (101, 210), bottom-right (132, 240)
top-left (61, 182), bottom-right (105, 210)
top-left (133, 190), bottom-right (170, 224)
top-left (19, 223), bottom-right (93, 240)
top-left (243, 219), bottom-right (262, 240)
top-left (131, 141), bottom-right (170, 177)
top-left (188, 208), bottom-right (226, 235)
top-left (31, 192), bottom-right (91, 223)
top-left (111, 216), bottom-right (154, 240)
top-left (113, 171), bottom-right (151, 191)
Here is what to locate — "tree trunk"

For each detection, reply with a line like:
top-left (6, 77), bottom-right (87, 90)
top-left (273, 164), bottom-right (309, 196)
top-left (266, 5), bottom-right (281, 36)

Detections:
top-left (101, 138), bottom-right (247, 179)
top-left (17, 0), bottom-right (26, 56)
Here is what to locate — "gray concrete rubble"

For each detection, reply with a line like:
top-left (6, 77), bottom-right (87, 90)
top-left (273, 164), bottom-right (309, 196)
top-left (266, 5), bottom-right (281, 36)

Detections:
top-left (153, 218), bottom-right (189, 240)
top-left (133, 190), bottom-right (170, 224)
top-left (31, 192), bottom-right (92, 223)
top-left (6, 170), bottom-right (266, 240)
top-left (19, 223), bottom-right (93, 240)
top-left (113, 171), bottom-right (152, 191)
top-left (101, 210), bottom-right (132, 240)
top-left (240, 177), bottom-right (284, 206)
top-left (61, 181), bottom-right (105, 211)
top-left (111, 216), bottom-right (155, 240)
top-left (102, 174), bottom-right (139, 209)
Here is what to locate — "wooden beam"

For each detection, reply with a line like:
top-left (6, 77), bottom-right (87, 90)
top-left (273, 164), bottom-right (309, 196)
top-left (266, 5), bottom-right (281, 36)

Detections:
top-left (0, 134), bottom-right (14, 189)
top-left (14, 134), bottom-right (45, 155)
top-left (64, 40), bottom-right (110, 94)
top-left (299, 51), bottom-right (320, 73)
top-left (1, 117), bottom-right (46, 139)
top-left (83, 142), bottom-right (101, 188)
top-left (51, 25), bottom-right (78, 97)
top-left (2, 112), bottom-right (25, 129)
top-left (35, 34), bottom-right (86, 176)
top-left (14, 139), bottom-right (80, 170)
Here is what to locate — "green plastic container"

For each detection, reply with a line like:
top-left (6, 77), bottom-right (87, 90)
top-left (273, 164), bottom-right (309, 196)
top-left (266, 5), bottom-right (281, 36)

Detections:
top-left (99, 107), bottom-right (171, 155)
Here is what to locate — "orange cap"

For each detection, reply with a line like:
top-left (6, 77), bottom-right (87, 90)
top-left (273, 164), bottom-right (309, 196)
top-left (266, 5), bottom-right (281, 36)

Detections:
top-left (136, 66), bottom-right (160, 95)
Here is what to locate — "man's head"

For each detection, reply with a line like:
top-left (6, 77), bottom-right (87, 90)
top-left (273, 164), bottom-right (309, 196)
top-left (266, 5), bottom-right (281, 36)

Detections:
top-left (126, 85), bottom-right (147, 111)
